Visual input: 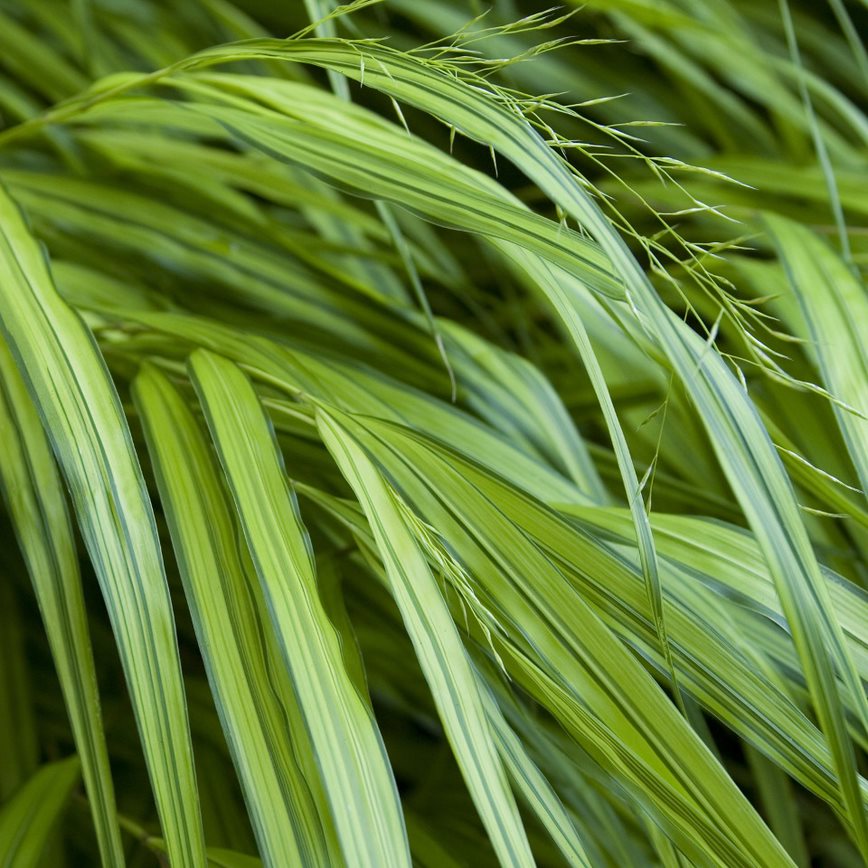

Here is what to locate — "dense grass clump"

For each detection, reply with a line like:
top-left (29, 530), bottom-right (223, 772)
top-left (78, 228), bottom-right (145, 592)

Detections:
top-left (0, 1), bottom-right (865, 866)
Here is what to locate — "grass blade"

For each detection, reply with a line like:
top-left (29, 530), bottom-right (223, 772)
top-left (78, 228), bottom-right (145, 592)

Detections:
top-left (0, 758), bottom-right (79, 868)
top-left (0, 336), bottom-right (124, 867)
top-left (318, 406), bottom-right (536, 868)
top-left (133, 362), bottom-right (334, 868)
top-left (764, 214), bottom-right (868, 494)
top-left (188, 349), bottom-right (410, 868)
top-left (0, 182), bottom-right (205, 867)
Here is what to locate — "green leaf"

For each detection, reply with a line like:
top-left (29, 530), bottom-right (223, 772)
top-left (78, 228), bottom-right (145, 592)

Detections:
top-left (0, 336), bottom-right (124, 867)
top-left (764, 213), bottom-right (868, 494)
top-left (133, 362), bottom-right (335, 868)
top-left (188, 349), bottom-right (410, 868)
top-left (0, 758), bottom-right (79, 868)
top-left (317, 406), bottom-right (536, 868)
top-left (0, 182), bottom-right (205, 867)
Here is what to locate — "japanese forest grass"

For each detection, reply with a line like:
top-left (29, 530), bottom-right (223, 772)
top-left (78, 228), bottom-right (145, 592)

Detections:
top-left (0, 1), bottom-right (865, 866)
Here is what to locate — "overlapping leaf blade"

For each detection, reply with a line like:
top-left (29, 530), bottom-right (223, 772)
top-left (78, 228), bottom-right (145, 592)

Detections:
top-left (0, 337), bottom-right (124, 868)
top-left (188, 349), bottom-right (410, 868)
top-left (317, 406), bottom-right (536, 868)
top-left (0, 183), bottom-right (205, 867)
top-left (133, 362), bottom-right (335, 868)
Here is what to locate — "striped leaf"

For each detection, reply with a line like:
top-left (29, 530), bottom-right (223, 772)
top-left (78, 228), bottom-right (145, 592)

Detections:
top-left (188, 349), bottom-right (410, 868)
top-left (317, 406), bottom-right (536, 868)
top-left (0, 182), bottom-right (205, 867)
top-left (0, 336), bottom-right (124, 867)
top-left (133, 362), bottom-right (335, 868)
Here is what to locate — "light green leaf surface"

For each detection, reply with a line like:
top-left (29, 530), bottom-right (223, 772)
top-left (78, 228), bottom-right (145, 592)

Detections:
top-left (0, 337), bottom-right (124, 867)
top-left (133, 363), bottom-right (334, 868)
top-left (317, 406), bottom-right (536, 868)
top-left (188, 349), bottom-right (410, 868)
top-left (0, 183), bottom-right (205, 867)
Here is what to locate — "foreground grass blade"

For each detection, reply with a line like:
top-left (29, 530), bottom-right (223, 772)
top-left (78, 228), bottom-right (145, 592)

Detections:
top-left (350, 414), bottom-right (794, 867)
top-left (480, 685), bottom-right (594, 868)
top-left (133, 363), bottom-right (333, 868)
top-left (0, 758), bottom-right (79, 868)
top-left (0, 183), bottom-right (205, 867)
top-left (764, 213), bottom-right (868, 494)
top-left (188, 349), bottom-right (410, 868)
top-left (318, 406), bottom-right (536, 868)
top-left (0, 337), bottom-right (124, 868)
